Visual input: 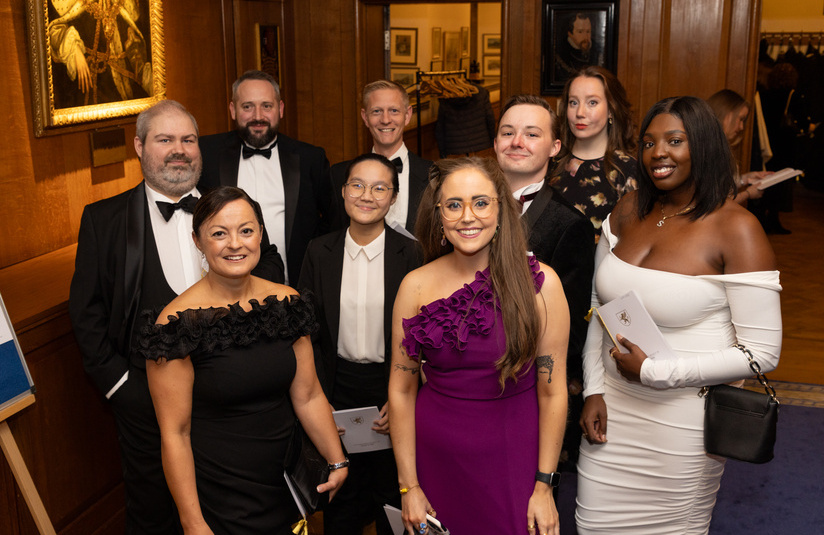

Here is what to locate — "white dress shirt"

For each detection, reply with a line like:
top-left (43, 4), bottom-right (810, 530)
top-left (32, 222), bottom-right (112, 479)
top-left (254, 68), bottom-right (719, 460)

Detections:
top-left (237, 138), bottom-right (289, 283)
top-left (337, 229), bottom-right (386, 363)
top-left (380, 144), bottom-right (410, 230)
top-left (512, 180), bottom-right (545, 215)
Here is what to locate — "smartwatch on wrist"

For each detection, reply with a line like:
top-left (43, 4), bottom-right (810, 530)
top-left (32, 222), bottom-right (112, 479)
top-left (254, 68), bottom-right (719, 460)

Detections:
top-left (535, 470), bottom-right (561, 487)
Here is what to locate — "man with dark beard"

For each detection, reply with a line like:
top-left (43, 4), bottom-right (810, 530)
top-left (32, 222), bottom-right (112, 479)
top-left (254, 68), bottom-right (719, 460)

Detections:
top-left (554, 12), bottom-right (600, 81)
top-left (199, 70), bottom-right (332, 283)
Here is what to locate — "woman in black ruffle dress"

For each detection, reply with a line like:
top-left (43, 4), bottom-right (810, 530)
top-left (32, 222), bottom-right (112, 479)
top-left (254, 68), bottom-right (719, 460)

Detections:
top-left (139, 187), bottom-right (347, 535)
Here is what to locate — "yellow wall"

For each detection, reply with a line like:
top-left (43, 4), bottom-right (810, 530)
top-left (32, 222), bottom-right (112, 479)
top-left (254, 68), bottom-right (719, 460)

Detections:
top-left (762, 0), bottom-right (824, 32)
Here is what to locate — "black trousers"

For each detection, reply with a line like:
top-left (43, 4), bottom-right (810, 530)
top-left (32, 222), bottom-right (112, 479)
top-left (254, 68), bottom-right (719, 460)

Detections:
top-left (109, 368), bottom-right (181, 535)
top-left (324, 358), bottom-right (400, 535)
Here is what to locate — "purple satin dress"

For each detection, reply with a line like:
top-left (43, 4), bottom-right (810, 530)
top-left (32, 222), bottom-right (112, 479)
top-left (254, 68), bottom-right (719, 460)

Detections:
top-left (402, 257), bottom-right (545, 534)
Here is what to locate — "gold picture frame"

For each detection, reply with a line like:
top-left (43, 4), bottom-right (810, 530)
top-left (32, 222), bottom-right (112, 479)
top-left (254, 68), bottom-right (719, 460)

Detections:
top-left (26, 0), bottom-right (166, 137)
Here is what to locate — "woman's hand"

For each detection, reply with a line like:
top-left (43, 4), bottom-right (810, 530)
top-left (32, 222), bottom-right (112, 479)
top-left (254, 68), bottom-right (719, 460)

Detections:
top-left (372, 402), bottom-right (390, 435)
top-left (402, 486), bottom-right (434, 535)
top-left (611, 335), bottom-right (647, 383)
top-left (580, 394), bottom-right (608, 444)
top-left (527, 484), bottom-right (559, 535)
top-left (319, 467), bottom-right (348, 501)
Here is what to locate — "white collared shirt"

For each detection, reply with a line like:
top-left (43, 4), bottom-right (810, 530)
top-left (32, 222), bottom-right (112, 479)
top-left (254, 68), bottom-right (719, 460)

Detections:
top-left (379, 144), bottom-right (410, 230)
top-left (337, 229), bottom-right (386, 363)
top-left (236, 138), bottom-right (289, 283)
top-left (144, 184), bottom-right (202, 294)
top-left (512, 180), bottom-right (545, 215)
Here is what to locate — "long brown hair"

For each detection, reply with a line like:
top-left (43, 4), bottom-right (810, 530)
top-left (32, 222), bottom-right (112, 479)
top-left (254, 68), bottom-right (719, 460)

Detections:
top-left (414, 157), bottom-right (541, 388)
top-left (554, 66), bottom-right (635, 182)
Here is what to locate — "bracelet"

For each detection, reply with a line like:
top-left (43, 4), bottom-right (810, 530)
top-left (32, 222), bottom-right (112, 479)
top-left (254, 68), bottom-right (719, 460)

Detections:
top-left (399, 483), bottom-right (420, 495)
top-left (535, 471), bottom-right (561, 487)
top-left (328, 458), bottom-right (350, 471)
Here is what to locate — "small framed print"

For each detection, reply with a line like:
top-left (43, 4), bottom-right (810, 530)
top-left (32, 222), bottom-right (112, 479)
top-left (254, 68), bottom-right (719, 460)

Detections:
top-left (390, 27), bottom-right (418, 65)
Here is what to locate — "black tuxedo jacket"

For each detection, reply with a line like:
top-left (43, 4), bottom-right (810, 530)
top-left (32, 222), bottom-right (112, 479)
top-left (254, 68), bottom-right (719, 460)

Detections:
top-left (328, 151), bottom-right (432, 232)
top-left (198, 131), bottom-right (333, 280)
top-left (524, 183), bottom-right (595, 380)
top-left (68, 182), bottom-right (283, 396)
top-left (297, 225), bottom-right (421, 398)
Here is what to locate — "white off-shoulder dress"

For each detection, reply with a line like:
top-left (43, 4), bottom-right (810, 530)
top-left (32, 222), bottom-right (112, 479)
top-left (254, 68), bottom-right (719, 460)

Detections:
top-left (575, 216), bottom-right (782, 535)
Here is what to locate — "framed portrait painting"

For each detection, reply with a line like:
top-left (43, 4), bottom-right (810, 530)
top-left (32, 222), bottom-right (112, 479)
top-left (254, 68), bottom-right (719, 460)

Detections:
top-left (25, 0), bottom-right (166, 137)
top-left (390, 27), bottom-right (418, 65)
top-left (540, 1), bottom-right (618, 95)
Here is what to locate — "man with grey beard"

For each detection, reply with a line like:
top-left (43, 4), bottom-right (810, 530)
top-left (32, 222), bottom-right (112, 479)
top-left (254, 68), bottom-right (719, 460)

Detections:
top-left (69, 99), bottom-right (279, 534)
top-left (199, 70), bottom-right (332, 284)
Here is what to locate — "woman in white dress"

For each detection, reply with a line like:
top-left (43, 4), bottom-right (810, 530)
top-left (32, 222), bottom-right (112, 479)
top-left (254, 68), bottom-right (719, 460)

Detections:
top-left (575, 96), bottom-right (782, 534)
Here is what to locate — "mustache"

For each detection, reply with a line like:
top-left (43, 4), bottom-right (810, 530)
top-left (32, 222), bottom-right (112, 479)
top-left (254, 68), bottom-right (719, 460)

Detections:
top-left (165, 153), bottom-right (192, 164)
top-left (247, 120), bottom-right (270, 127)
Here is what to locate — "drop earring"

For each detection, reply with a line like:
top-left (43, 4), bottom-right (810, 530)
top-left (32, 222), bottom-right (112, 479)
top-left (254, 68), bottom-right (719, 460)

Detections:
top-left (440, 227), bottom-right (447, 247)
top-left (492, 225), bottom-right (499, 243)
top-left (199, 251), bottom-right (209, 278)
top-left (608, 116), bottom-right (614, 125)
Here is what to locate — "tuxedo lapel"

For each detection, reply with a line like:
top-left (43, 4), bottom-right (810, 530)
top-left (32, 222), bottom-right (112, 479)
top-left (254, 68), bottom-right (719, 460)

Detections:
top-left (383, 227), bottom-right (408, 349)
top-left (120, 182), bottom-right (146, 350)
top-left (406, 154), bottom-right (431, 230)
top-left (524, 181), bottom-right (554, 230)
top-left (278, 141), bottom-right (300, 252)
top-left (219, 134), bottom-right (241, 187)
top-left (319, 232), bottom-right (346, 353)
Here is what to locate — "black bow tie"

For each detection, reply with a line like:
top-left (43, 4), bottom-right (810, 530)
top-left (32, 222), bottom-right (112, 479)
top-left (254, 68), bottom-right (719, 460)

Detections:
top-left (518, 191), bottom-right (539, 208)
top-left (156, 194), bottom-right (198, 222)
top-left (391, 157), bottom-right (403, 173)
top-left (242, 140), bottom-right (277, 159)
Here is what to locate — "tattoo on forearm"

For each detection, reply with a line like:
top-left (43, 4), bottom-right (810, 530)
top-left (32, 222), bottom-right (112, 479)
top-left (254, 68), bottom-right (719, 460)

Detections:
top-left (394, 363), bottom-right (420, 375)
top-left (537, 354), bottom-right (555, 384)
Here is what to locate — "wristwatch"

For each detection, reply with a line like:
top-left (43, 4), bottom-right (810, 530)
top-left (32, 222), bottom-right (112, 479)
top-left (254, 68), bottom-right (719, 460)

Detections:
top-left (328, 458), bottom-right (350, 471)
top-left (535, 471), bottom-right (561, 487)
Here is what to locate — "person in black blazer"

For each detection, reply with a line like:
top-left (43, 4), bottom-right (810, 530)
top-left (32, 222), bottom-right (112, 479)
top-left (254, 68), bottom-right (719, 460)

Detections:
top-left (494, 95), bottom-right (595, 473)
top-left (69, 101), bottom-right (283, 535)
top-left (199, 70), bottom-right (332, 284)
top-left (299, 154), bottom-right (421, 535)
top-left (330, 80), bottom-right (432, 233)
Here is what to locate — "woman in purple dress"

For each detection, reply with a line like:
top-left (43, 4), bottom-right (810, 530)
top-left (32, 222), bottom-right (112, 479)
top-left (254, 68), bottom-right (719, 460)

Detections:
top-left (388, 157), bottom-right (570, 535)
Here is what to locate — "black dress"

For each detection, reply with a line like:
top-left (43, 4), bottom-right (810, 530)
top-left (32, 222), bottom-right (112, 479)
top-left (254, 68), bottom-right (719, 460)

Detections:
top-left (139, 295), bottom-right (317, 535)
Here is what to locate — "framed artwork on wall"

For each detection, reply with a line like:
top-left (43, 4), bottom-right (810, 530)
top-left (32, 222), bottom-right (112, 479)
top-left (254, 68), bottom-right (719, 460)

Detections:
top-left (391, 67), bottom-right (419, 89)
top-left (432, 27), bottom-right (442, 60)
top-left (256, 24), bottom-right (281, 86)
top-left (461, 27), bottom-right (470, 57)
top-left (482, 34), bottom-right (502, 55)
top-left (540, 1), bottom-right (618, 94)
top-left (483, 55), bottom-right (502, 77)
top-left (390, 27), bottom-right (418, 65)
top-left (443, 31), bottom-right (461, 70)
top-left (25, 0), bottom-right (166, 137)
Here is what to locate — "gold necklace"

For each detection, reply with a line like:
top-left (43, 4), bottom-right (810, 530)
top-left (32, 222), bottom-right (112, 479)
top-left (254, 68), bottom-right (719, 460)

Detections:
top-left (657, 201), bottom-right (694, 227)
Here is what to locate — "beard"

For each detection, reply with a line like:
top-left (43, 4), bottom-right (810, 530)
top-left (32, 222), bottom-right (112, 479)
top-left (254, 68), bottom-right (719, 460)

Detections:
top-left (239, 120), bottom-right (278, 148)
top-left (142, 152), bottom-right (202, 198)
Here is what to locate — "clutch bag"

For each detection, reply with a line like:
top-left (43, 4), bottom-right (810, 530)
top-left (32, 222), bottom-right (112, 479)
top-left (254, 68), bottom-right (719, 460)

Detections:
top-left (283, 419), bottom-right (329, 515)
top-left (703, 345), bottom-right (779, 464)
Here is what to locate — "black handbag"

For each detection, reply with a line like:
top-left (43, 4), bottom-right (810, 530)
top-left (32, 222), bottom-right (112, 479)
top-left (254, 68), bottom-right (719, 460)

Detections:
top-left (702, 344), bottom-right (779, 464)
top-left (283, 419), bottom-right (329, 516)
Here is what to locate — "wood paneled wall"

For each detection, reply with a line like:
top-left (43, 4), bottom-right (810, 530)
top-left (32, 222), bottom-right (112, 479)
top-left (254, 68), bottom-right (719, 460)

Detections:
top-left (503, 0), bottom-right (761, 131)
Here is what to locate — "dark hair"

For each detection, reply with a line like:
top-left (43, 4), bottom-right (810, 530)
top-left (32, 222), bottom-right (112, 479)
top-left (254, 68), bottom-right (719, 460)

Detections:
top-left (232, 70), bottom-right (281, 101)
top-left (193, 186), bottom-right (265, 237)
top-left (498, 94), bottom-right (560, 143)
top-left (567, 12), bottom-right (592, 33)
top-left (707, 89), bottom-right (749, 126)
top-left (344, 153), bottom-right (400, 194)
top-left (414, 157), bottom-right (540, 388)
top-left (135, 100), bottom-right (199, 145)
top-left (554, 66), bottom-right (635, 183)
top-left (636, 96), bottom-right (736, 220)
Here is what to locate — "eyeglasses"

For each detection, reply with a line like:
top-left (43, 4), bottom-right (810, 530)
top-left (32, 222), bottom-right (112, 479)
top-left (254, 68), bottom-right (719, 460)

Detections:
top-left (436, 197), bottom-right (499, 221)
top-left (344, 182), bottom-right (395, 201)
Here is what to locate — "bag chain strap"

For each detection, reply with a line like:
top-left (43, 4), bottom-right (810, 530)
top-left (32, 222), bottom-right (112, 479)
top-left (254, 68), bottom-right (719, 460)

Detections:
top-left (733, 344), bottom-right (779, 404)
